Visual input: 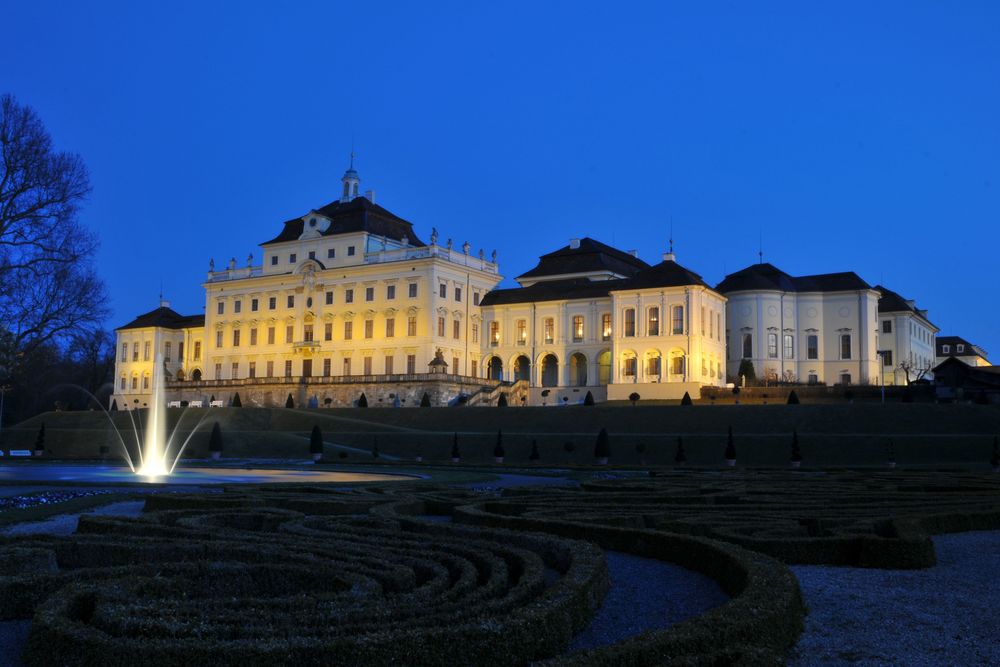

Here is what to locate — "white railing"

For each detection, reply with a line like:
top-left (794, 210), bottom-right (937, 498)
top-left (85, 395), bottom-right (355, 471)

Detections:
top-left (207, 266), bottom-right (264, 283)
top-left (365, 244), bottom-right (498, 273)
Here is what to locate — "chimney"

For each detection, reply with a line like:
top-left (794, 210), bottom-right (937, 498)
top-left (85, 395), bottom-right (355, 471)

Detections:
top-left (628, 249), bottom-right (638, 257)
top-left (569, 238), bottom-right (580, 249)
top-left (364, 190), bottom-right (375, 203)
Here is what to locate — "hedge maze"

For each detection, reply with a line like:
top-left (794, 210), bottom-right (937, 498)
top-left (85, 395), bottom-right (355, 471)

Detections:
top-left (2, 469), bottom-right (999, 665)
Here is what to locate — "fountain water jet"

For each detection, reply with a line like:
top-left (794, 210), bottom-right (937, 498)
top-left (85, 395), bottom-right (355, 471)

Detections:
top-left (137, 354), bottom-right (169, 478)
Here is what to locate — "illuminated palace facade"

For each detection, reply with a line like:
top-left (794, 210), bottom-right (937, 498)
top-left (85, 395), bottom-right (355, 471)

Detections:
top-left (112, 162), bottom-right (932, 408)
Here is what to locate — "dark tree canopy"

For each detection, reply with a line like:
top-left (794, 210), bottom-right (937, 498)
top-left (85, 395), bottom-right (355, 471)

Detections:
top-left (0, 94), bottom-right (108, 381)
top-left (309, 425), bottom-right (323, 455)
top-left (209, 422), bottom-right (223, 453)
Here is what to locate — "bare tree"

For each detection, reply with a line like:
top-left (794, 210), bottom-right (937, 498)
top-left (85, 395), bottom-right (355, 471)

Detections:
top-left (897, 360), bottom-right (931, 386)
top-left (0, 93), bottom-right (107, 381)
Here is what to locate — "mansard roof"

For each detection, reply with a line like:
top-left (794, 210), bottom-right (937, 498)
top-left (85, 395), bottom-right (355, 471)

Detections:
top-left (261, 196), bottom-right (426, 247)
top-left (515, 237), bottom-right (649, 282)
top-left (117, 306), bottom-right (205, 332)
top-left (716, 262), bottom-right (871, 294)
top-left (936, 335), bottom-right (988, 359)
top-left (481, 258), bottom-right (711, 306)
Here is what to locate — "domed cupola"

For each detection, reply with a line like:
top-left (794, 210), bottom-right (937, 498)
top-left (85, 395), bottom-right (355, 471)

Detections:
top-left (340, 151), bottom-right (360, 203)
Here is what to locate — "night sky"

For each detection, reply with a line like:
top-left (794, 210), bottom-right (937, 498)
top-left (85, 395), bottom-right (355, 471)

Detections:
top-left (3, 2), bottom-right (998, 355)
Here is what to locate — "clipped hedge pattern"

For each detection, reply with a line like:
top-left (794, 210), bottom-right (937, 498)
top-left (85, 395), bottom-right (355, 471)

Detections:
top-left (2, 487), bottom-right (613, 666)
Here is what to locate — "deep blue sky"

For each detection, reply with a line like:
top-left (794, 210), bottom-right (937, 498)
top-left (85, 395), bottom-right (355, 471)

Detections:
top-left (3, 2), bottom-right (998, 355)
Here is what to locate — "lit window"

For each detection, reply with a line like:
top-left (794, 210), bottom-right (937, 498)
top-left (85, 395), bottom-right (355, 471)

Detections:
top-left (623, 357), bottom-right (636, 376)
top-left (602, 313), bottom-right (611, 340)
top-left (573, 315), bottom-right (584, 342)
top-left (767, 333), bottom-right (778, 358)
top-left (490, 321), bottom-right (500, 346)
top-left (193, 341), bottom-right (201, 359)
top-left (648, 308), bottom-right (659, 336)
top-left (517, 319), bottom-right (527, 345)
top-left (671, 356), bottom-right (685, 375)
top-left (303, 324), bottom-right (313, 342)
top-left (784, 334), bottom-right (794, 359)
top-left (231, 362), bottom-right (239, 379)
top-left (543, 318), bottom-right (554, 344)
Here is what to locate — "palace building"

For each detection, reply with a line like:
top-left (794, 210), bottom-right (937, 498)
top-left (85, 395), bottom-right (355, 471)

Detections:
top-left (113, 161), bottom-right (946, 408)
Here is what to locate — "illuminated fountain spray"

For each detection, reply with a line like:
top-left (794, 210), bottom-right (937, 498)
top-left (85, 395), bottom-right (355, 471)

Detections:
top-left (136, 352), bottom-right (169, 478)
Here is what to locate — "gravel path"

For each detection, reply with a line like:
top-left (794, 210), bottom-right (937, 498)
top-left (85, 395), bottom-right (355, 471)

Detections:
top-left (568, 551), bottom-right (728, 653)
top-left (789, 530), bottom-right (1000, 666)
top-left (0, 500), bottom-right (146, 537)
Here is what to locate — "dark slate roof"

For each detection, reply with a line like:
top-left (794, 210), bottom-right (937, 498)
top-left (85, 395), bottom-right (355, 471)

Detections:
top-left (936, 336), bottom-right (988, 358)
top-left (118, 307), bottom-right (205, 331)
top-left (516, 238), bottom-right (648, 282)
top-left (716, 263), bottom-right (871, 293)
top-left (624, 259), bottom-right (710, 290)
top-left (261, 196), bottom-right (426, 247)
top-left (481, 258), bottom-right (711, 306)
top-left (481, 277), bottom-right (629, 306)
top-left (874, 285), bottom-right (917, 313)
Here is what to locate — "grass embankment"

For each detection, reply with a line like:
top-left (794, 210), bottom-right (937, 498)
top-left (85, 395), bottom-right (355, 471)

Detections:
top-left (3, 404), bottom-right (998, 466)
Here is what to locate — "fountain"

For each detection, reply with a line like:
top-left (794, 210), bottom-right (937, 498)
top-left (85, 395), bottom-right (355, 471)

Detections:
top-left (136, 353), bottom-right (170, 478)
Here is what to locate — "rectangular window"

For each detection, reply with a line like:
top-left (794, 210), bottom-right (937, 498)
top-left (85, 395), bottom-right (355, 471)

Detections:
top-left (347, 246), bottom-right (355, 256)
top-left (808, 373), bottom-right (818, 384)
top-left (407, 354), bottom-right (416, 374)
top-left (783, 334), bottom-right (794, 359)
top-left (285, 360), bottom-right (293, 377)
top-left (327, 248), bottom-right (335, 259)
top-left (672, 306), bottom-right (684, 334)
top-left (455, 287), bottom-right (462, 302)
top-left (701, 307), bottom-right (705, 336)
top-left (384, 355), bottom-right (394, 375)
top-left (517, 319), bottom-right (527, 345)
top-left (323, 358), bottom-right (331, 376)
top-left (473, 292), bottom-right (480, 306)
top-left (270, 256), bottom-right (278, 266)
top-left (490, 321), bottom-right (500, 346)
top-left (143, 341), bottom-right (151, 361)
top-left (882, 350), bottom-right (893, 367)
top-left (453, 319), bottom-right (461, 339)
top-left (302, 359), bottom-right (312, 377)
top-left (344, 321), bottom-right (353, 340)
top-left (249, 361), bottom-right (256, 379)
top-left (324, 323), bottom-right (332, 341)
top-left (573, 315), bottom-right (584, 342)
top-left (648, 356), bottom-right (661, 376)
top-left (386, 318), bottom-right (395, 338)
top-left (472, 323), bottom-right (479, 343)
top-left (251, 298), bottom-right (259, 312)
top-left (233, 329), bottom-right (241, 347)
top-left (768, 333), bottom-right (778, 358)
top-left (178, 342), bottom-right (184, 361)
top-left (624, 357), bottom-right (637, 376)
top-left (702, 357), bottom-right (707, 376)
top-left (742, 333), bottom-right (753, 359)
top-left (215, 331), bottom-right (223, 349)
top-left (231, 362), bottom-right (239, 379)
top-left (624, 309), bottom-right (636, 337)
top-left (286, 325), bottom-right (294, 343)
top-left (303, 324), bottom-right (313, 342)
top-left (543, 317), bottom-right (554, 344)
top-left (308, 251), bottom-right (315, 260)
top-left (407, 316), bottom-right (417, 336)
top-left (217, 301), bottom-right (225, 315)
top-left (325, 291), bottom-right (333, 305)
top-left (408, 283), bottom-right (418, 298)
top-left (288, 253), bottom-right (297, 263)
top-left (193, 341), bottom-right (201, 360)
top-left (364, 320), bottom-right (373, 339)
top-left (942, 344), bottom-right (950, 354)
top-left (709, 310), bottom-right (714, 338)
top-left (840, 373), bottom-right (852, 385)
top-left (717, 314), bottom-right (722, 340)
top-left (164, 342), bottom-right (172, 362)
top-left (345, 289), bottom-right (354, 303)
top-left (957, 344), bottom-right (965, 353)
top-left (287, 295), bottom-right (295, 308)
top-left (269, 296), bottom-right (276, 310)
top-left (602, 313), bottom-right (612, 341)
top-left (648, 308), bottom-right (659, 336)
top-left (439, 283), bottom-right (447, 298)
top-left (435, 316), bottom-right (446, 337)
top-left (121, 343), bottom-right (128, 362)
top-left (365, 287), bottom-right (374, 302)
top-left (841, 334), bottom-right (852, 359)
top-left (120, 376), bottom-right (126, 390)
top-left (453, 356), bottom-right (460, 374)
top-left (386, 285), bottom-right (396, 300)
top-left (363, 356), bottom-right (372, 375)
top-left (883, 320), bottom-right (892, 334)
top-left (234, 300), bottom-right (241, 314)
top-left (343, 358), bottom-right (352, 375)
top-left (671, 356), bottom-right (685, 375)
top-left (267, 327), bottom-right (275, 345)
top-left (266, 360), bottom-right (274, 377)
top-left (807, 335), bottom-right (818, 360)
top-left (214, 362), bottom-right (222, 379)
